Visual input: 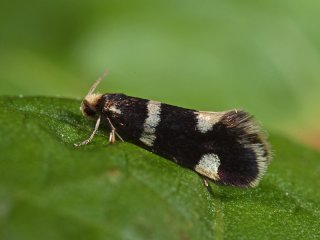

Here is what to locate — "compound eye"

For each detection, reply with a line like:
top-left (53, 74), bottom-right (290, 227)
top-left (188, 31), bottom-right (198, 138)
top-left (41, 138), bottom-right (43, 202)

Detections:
top-left (82, 100), bottom-right (96, 117)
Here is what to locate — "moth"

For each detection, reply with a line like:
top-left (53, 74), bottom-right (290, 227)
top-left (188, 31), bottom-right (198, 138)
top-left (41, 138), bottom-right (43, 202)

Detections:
top-left (75, 72), bottom-right (271, 187)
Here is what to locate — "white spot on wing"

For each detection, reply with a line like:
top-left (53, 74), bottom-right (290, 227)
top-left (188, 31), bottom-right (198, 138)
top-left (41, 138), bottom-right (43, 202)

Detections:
top-left (194, 153), bottom-right (221, 180)
top-left (109, 105), bottom-right (122, 114)
top-left (196, 111), bottom-right (225, 133)
top-left (140, 100), bottom-right (161, 146)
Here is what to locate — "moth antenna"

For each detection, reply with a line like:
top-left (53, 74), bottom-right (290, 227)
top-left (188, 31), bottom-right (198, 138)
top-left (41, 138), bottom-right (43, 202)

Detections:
top-left (86, 69), bottom-right (109, 96)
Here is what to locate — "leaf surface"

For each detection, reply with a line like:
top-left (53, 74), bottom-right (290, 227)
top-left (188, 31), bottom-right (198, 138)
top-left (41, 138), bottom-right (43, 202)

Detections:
top-left (0, 97), bottom-right (319, 240)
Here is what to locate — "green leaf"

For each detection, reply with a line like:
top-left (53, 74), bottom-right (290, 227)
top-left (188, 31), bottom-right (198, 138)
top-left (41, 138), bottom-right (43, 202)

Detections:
top-left (0, 96), bottom-right (319, 240)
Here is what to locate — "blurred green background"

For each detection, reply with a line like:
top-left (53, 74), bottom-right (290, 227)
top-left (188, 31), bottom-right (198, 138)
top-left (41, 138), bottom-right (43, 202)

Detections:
top-left (1, 0), bottom-right (320, 148)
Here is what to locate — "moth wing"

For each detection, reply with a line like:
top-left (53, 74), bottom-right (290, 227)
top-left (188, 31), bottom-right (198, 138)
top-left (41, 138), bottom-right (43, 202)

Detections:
top-left (193, 110), bottom-right (270, 187)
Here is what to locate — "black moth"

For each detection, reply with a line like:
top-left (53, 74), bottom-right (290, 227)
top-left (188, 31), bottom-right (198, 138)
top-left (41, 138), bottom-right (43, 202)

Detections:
top-left (75, 72), bottom-right (271, 187)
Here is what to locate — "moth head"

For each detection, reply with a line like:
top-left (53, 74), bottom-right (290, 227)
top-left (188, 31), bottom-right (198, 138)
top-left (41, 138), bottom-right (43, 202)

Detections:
top-left (80, 70), bottom-right (108, 119)
top-left (80, 94), bottom-right (103, 118)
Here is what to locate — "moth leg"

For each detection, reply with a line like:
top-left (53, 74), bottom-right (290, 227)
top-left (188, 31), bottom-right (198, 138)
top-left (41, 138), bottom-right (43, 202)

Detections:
top-left (203, 178), bottom-right (209, 187)
top-left (74, 117), bottom-right (101, 147)
top-left (203, 178), bottom-right (214, 195)
top-left (199, 175), bottom-right (214, 195)
top-left (109, 129), bottom-right (116, 144)
top-left (115, 131), bottom-right (124, 142)
top-left (106, 117), bottom-right (124, 144)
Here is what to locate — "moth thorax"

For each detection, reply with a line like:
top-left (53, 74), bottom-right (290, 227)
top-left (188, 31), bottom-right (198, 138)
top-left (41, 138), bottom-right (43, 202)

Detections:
top-left (80, 93), bottom-right (103, 118)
